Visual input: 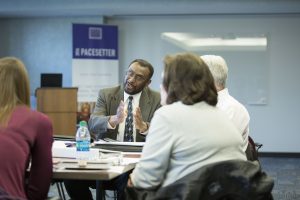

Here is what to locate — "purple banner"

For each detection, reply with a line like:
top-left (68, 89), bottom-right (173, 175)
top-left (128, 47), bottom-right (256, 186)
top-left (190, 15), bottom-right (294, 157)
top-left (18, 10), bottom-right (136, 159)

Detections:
top-left (73, 24), bottom-right (118, 60)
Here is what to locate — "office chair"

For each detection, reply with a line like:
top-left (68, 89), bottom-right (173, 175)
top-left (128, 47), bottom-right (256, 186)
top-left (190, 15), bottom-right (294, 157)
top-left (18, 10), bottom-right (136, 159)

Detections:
top-left (248, 136), bottom-right (263, 161)
top-left (52, 180), bottom-right (67, 200)
top-left (125, 160), bottom-right (274, 200)
top-left (47, 196), bottom-right (62, 200)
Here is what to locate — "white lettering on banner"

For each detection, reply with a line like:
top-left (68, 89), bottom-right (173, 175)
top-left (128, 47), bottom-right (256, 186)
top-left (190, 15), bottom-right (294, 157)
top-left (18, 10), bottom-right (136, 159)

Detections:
top-left (75, 48), bottom-right (80, 56)
top-left (80, 48), bottom-right (116, 57)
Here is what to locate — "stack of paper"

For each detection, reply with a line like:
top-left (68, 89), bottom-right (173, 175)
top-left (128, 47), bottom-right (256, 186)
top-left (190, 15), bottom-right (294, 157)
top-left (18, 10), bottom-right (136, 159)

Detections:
top-left (93, 140), bottom-right (145, 152)
top-left (52, 141), bottom-right (99, 159)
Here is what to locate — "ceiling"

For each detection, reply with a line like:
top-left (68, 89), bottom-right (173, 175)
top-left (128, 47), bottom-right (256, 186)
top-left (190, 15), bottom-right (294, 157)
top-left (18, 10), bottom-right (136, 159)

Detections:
top-left (1, 0), bottom-right (300, 18)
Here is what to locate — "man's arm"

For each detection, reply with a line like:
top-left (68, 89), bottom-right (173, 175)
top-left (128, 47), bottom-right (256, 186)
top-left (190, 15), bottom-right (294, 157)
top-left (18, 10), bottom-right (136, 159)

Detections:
top-left (136, 88), bottom-right (161, 135)
top-left (108, 100), bottom-right (126, 128)
top-left (88, 90), bottom-right (110, 139)
top-left (89, 88), bottom-right (126, 140)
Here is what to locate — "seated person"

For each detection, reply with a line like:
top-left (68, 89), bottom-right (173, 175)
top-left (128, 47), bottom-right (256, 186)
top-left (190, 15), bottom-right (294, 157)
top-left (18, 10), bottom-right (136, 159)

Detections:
top-left (128, 52), bottom-right (246, 189)
top-left (201, 55), bottom-right (252, 159)
top-left (0, 57), bottom-right (53, 200)
top-left (88, 59), bottom-right (161, 142)
top-left (64, 59), bottom-right (161, 200)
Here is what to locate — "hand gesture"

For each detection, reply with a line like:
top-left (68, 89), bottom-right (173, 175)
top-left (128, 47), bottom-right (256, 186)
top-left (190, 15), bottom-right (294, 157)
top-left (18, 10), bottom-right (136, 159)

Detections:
top-left (133, 107), bottom-right (148, 133)
top-left (109, 101), bottom-right (126, 127)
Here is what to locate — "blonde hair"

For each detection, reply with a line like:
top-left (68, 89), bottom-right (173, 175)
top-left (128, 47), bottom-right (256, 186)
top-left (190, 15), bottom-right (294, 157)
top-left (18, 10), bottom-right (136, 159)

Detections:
top-left (0, 57), bottom-right (31, 126)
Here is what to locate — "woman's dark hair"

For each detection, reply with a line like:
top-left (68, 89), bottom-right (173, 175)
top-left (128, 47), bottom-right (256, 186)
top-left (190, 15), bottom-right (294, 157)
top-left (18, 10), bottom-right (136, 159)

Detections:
top-left (163, 52), bottom-right (217, 106)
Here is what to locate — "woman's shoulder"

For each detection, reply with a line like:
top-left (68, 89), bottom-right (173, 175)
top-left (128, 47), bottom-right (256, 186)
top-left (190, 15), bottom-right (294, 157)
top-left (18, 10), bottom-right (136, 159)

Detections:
top-left (30, 109), bottom-right (52, 128)
top-left (8, 106), bottom-right (53, 141)
top-left (155, 102), bottom-right (183, 116)
top-left (13, 106), bottom-right (52, 128)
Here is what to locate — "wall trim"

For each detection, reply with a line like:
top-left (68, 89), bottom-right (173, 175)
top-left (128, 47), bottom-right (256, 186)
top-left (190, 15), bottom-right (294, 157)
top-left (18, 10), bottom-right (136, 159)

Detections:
top-left (259, 152), bottom-right (300, 158)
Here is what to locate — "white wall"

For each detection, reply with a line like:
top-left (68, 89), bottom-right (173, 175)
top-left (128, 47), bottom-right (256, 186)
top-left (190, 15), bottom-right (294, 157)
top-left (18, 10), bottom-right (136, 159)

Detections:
top-left (107, 15), bottom-right (300, 152)
top-left (0, 16), bottom-right (104, 95)
top-left (1, 14), bottom-right (299, 152)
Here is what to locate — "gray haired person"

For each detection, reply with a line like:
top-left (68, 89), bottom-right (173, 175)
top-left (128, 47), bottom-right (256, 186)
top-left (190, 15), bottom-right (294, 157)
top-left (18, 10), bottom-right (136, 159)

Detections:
top-left (201, 55), bottom-right (252, 160)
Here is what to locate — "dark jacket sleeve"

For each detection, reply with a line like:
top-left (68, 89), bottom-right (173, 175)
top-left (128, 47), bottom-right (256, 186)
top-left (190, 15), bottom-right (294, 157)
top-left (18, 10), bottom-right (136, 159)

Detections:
top-left (125, 160), bottom-right (274, 200)
top-left (89, 87), bottom-right (120, 140)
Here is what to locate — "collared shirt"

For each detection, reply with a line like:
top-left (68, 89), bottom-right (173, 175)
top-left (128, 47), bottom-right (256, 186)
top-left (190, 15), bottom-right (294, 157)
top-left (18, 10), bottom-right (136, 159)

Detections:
top-left (117, 92), bottom-right (142, 142)
top-left (107, 91), bottom-right (142, 142)
top-left (217, 88), bottom-right (250, 151)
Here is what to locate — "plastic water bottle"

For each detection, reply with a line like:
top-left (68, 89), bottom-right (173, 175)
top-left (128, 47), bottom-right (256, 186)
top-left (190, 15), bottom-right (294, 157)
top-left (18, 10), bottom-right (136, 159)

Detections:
top-left (76, 121), bottom-right (91, 165)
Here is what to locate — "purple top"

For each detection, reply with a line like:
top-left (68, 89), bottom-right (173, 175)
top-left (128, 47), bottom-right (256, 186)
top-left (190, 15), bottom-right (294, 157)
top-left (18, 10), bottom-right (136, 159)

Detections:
top-left (0, 106), bottom-right (53, 200)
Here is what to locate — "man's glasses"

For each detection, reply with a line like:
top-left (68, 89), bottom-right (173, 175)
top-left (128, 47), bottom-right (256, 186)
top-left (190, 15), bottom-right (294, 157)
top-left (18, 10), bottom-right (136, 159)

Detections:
top-left (126, 70), bottom-right (147, 82)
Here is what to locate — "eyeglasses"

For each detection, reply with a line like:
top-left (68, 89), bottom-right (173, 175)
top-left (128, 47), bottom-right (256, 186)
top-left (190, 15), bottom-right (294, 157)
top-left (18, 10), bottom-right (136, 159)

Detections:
top-left (126, 70), bottom-right (147, 82)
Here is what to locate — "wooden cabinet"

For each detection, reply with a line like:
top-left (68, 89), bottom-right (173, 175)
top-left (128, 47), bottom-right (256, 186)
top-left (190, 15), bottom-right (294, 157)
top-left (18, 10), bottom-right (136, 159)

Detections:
top-left (36, 88), bottom-right (78, 136)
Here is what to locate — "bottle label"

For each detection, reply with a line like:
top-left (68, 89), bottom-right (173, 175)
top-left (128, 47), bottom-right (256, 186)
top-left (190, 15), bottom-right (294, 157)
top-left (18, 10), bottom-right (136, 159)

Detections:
top-left (76, 140), bottom-right (90, 152)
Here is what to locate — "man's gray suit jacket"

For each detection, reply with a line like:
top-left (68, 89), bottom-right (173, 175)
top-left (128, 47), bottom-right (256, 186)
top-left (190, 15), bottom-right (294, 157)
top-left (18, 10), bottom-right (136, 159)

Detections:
top-left (89, 85), bottom-right (161, 142)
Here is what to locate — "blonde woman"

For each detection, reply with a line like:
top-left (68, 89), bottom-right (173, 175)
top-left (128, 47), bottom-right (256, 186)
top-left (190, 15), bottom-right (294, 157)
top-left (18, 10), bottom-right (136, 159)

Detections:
top-left (0, 57), bottom-right (53, 200)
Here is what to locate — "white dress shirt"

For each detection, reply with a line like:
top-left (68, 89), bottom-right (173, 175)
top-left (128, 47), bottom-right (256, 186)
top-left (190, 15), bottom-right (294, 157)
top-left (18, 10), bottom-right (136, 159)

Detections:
top-left (217, 88), bottom-right (250, 151)
top-left (116, 92), bottom-right (142, 142)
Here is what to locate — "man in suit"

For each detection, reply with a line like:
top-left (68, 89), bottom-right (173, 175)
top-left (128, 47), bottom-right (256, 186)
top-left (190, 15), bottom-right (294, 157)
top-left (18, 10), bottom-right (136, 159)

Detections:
top-left (64, 59), bottom-right (161, 200)
top-left (89, 59), bottom-right (161, 141)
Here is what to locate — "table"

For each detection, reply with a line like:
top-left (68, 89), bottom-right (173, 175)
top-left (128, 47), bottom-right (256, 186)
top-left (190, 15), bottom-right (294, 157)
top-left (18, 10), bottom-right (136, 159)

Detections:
top-left (52, 156), bottom-right (139, 200)
top-left (53, 160), bottom-right (136, 180)
top-left (51, 140), bottom-right (141, 199)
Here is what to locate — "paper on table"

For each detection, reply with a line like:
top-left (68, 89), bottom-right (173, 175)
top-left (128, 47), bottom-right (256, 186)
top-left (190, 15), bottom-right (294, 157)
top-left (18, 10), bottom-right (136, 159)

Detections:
top-left (122, 157), bottom-right (140, 165)
top-left (52, 146), bottom-right (99, 159)
top-left (64, 163), bottom-right (112, 170)
top-left (53, 140), bottom-right (67, 148)
top-left (94, 140), bottom-right (145, 146)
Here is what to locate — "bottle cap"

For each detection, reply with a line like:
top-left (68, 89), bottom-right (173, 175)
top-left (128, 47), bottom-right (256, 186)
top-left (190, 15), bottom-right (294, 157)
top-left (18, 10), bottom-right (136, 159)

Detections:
top-left (79, 120), bottom-right (87, 127)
